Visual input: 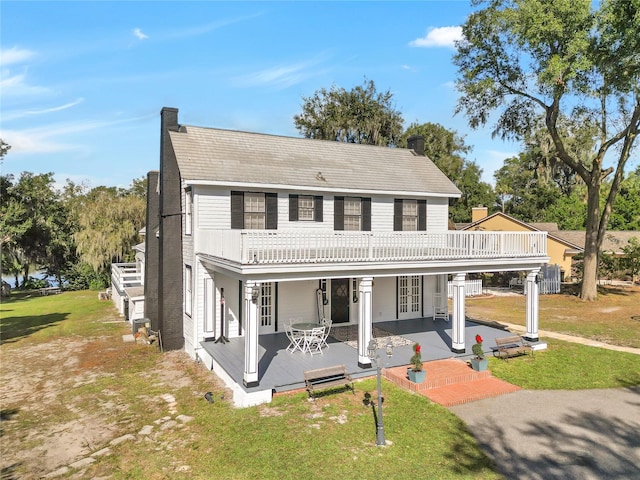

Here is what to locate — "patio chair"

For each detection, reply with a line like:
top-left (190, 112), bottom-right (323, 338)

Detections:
top-left (303, 327), bottom-right (325, 355)
top-left (285, 321), bottom-right (304, 353)
top-left (319, 318), bottom-right (332, 349)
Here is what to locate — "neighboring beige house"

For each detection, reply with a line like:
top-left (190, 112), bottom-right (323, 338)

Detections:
top-left (460, 207), bottom-right (582, 281)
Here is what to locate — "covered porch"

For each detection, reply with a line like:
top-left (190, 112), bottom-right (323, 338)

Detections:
top-left (198, 316), bottom-right (521, 406)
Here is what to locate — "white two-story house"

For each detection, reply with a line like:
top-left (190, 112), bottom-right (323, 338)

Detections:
top-left (144, 107), bottom-right (548, 407)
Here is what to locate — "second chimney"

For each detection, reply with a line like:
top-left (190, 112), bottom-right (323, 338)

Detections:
top-left (407, 135), bottom-right (425, 156)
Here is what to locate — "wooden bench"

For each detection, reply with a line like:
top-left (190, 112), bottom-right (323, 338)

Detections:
top-left (304, 364), bottom-right (354, 399)
top-left (493, 335), bottom-right (533, 359)
top-left (39, 287), bottom-right (61, 296)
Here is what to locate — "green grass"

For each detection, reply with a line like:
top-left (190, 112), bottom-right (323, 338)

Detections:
top-left (466, 285), bottom-right (640, 348)
top-left (2, 289), bottom-right (639, 479)
top-left (0, 290), bottom-right (121, 345)
top-left (488, 339), bottom-right (640, 389)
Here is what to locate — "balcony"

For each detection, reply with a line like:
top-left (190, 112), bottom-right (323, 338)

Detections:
top-left (111, 262), bottom-right (143, 290)
top-left (196, 230), bottom-right (547, 266)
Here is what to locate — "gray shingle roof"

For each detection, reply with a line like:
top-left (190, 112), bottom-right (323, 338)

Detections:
top-left (169, 126), bottom-right (461, 197)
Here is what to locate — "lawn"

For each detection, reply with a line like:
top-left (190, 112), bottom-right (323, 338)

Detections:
top-left (1, 288), bottom-right (639, 479)
top-left (466, 284), bottom-right (640, 348)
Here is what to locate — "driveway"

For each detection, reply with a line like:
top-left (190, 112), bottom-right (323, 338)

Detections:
top-left (449, 387), bottom-right (640, 480)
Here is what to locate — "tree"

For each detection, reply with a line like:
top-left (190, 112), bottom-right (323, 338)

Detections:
top-left (74, 186), bottom-right (145, 274)
top-left (621, 237), bottom-right (640, 283)
top-left (0, 139), bottom-right (10, 162)
top-left (399, 122), bottom-right (494, 222)
top-left (454, 0), bottom-right (640, 300)
top-left (294, 79), bottom-right (404, 146)
top-left (608, 166), bottom-right (640, 230)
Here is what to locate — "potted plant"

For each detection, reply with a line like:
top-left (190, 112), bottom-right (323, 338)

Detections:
top-left (408, 343), bottom-right (426, 383)
top-left (470, 334), bottom-right (488, 371)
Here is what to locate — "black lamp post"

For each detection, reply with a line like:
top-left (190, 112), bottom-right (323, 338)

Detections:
top-left (367, 338), bottom-right (393, 446)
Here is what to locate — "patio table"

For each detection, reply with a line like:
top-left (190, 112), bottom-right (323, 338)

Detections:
top-left (292, 323), bottom-right (325, 354)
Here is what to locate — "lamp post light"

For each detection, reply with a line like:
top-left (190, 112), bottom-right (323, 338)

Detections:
top-left (367, 338), bottom-right (393, 446)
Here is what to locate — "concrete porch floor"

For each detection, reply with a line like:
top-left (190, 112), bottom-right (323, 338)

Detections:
top-left (199, 316), bottom-right (521, 399)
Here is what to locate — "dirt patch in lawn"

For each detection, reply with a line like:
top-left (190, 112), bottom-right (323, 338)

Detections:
top-left (0, 330), bottom-right (223, 479)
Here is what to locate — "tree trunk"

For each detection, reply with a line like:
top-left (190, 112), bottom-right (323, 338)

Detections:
top-left (580, 183), bottom-right (602, 301)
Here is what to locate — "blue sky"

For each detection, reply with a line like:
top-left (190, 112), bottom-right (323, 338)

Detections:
top-left (1, 0), bottom-right (520, 190)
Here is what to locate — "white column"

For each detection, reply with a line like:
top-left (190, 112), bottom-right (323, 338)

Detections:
top-left (357, 277), bottom-right (373, 367)
top-left (451, 273), bottom-right (466, 353)
top-left (525, 269), bottom-right (540, 342)
top-left (243, 281), bottom-right (260, 387)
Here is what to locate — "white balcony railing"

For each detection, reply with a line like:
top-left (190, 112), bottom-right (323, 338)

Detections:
top-left (111, 262), bottom-right (143, 290)
top-left (197, 230), bottom-right (547, 265)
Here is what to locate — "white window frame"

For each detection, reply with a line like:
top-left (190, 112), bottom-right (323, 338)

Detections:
top-left (298, 195), bottom-right (314, 221)
top-left (344, 197), bottom-right (362, 231)
top-left (185, 265), bottom-right (193, 317)
top-left (244, 192), bottom-right (266, 229)
top-left (185, 189), bottom-right (193, 235)
top-left (402, 199), bottom-right (418, 231)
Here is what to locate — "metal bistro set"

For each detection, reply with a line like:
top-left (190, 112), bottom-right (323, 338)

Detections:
top-left (284, 318), bottom-right (333, 355)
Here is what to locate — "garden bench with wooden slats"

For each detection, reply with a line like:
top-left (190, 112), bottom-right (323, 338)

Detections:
top-left (304, 364), bottom-right (354, 399)
top-left (493, 335), bottom-right (534, 360)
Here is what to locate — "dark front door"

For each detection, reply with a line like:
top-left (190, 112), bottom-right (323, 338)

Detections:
top-left (331, 278), bottom-right (350, 324)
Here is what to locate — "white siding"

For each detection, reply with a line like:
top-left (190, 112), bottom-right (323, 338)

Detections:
top-left (427, 198), bottom-right (449, 232)
top-left (196, 186), bottom-right (231, 230)
top-left (371, 196), bottom-right (394, 231)
top-left (371, 276), bottom-right (396, 322)
top-left (276, 281), bottom-right (321, 324)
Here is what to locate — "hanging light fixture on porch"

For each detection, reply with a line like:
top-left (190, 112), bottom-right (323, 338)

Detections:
top-left (251, 285), bottom-right (260, 304)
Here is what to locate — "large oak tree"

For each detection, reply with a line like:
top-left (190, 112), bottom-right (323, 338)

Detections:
top-left (454, 0), bottom-right (640, 300)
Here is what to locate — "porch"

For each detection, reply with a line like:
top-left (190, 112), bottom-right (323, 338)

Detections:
top-left (199, 316), bottom-right (515, 402)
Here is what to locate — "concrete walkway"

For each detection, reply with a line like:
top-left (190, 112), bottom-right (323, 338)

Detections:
top-left (450, 387), bottom-right (640, 480)
top-left (449, 319), bottom-right (640, 479)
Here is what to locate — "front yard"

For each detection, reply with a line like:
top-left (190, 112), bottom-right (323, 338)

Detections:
top-left (1, 287), bottom-right (639, 479)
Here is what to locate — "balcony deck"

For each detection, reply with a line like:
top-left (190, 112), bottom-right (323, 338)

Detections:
top-left (197, 230), bottom-right (547, 267)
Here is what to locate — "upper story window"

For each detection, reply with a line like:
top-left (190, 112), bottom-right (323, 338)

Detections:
top-left (185, 188), bottom-right (193, 235)
top-left (231, 191), bottom-right (278, 230)
top-left (402, 200), bottom-right (418, 231)
top-left (394, 199), bottom-right (427, 231)
top-left (334, 196), bottom-right (371, 231)
top-left (299, 195), bottom-right (315, 221)
top-left (344, 197), bottom-right (362, 231)
top-left (289, 194), bottom-right (323, 222)
top-left (244, 192), bottom-right (265, 229)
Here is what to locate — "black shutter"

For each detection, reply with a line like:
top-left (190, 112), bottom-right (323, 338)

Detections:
top-left (231, 191), bottom-right (244, 229)
top-left (289, 194), bottom-right (298, 221)
top-left (314, 196), bottom-right (323, 222)
top-left (394, 199), bottom-right (403, 231)
top-left (334, 196), bottom-right (344, 230)
top-left (362, 197), bottom-right (371, 231)
top-left (418, 200), bottom-right (427, 231)
top-left (266, 193), bottom-right (278, 229)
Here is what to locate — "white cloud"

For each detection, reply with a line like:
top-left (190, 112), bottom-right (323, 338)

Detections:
top-left (0, 113), bottom-right (153, 154)
top-left (0, 46), bottom-right (35, 67)
top-left (235, 58), bottom-right (327, 89)
top-left (2, 98), bottom-right (85, 121)
top-left (133, 28), bottom-right (148, 40)
top-left (409, 26), bottom-right (463, 48)
top-left (0, 70), bottom-right (50, 97)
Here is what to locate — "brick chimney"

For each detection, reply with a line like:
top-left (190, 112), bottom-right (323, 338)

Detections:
top-left (407, 135), bottom-right (425, 156)
top-left (472, 206), bottom-right (489, 222)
